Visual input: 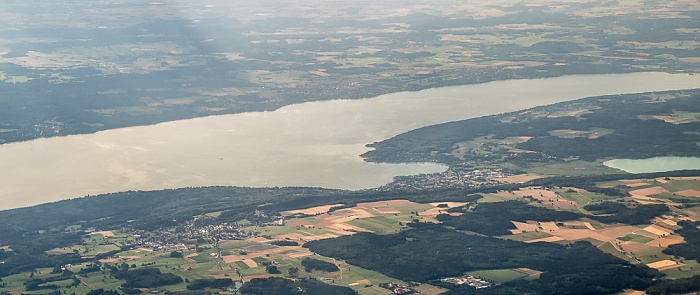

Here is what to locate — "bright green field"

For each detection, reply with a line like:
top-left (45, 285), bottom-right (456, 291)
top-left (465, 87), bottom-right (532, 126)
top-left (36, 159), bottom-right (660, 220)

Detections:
top-left (466, 268), bottom-right (534, 284)
top-left (618, 234), bottom-right (654, 243)
top-left (347, 216), bottom-right (405, 234)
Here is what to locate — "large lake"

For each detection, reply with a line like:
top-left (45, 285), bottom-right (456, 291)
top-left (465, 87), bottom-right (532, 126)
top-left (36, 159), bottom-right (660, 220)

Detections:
top-left (1, 72), bottom-right (699, 210)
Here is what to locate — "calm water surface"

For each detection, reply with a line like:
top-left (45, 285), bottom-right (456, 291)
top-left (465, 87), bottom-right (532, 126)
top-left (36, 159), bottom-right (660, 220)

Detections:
top-left (1, 72), bottom-right (699, 209)
top-left (604, 157), bottom-right (700, 173)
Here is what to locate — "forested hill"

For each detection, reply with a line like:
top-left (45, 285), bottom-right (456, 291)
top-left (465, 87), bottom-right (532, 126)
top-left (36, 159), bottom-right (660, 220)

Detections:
top-left (0, 185), bottom-right (489, 241)
top-left (363, 89), bottom-right (700, 166)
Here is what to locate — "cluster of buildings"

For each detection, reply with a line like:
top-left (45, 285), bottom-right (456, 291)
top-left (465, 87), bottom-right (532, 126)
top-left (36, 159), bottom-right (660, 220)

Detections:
top-left (126, 218), bottom-right (252, 251)
top-left (440, 275), bottom-right (492, 289)
top-left (123, 211), bottom-right (288, 252)
top-left (377, 168), bottom-right (508, 191)
top-left (378, 282), bottom-right (420, 294)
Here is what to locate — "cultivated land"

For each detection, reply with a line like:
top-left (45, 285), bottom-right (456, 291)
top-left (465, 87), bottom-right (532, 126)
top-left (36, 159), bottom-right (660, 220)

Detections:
top-left (3, 176), bottom-right (700, 294)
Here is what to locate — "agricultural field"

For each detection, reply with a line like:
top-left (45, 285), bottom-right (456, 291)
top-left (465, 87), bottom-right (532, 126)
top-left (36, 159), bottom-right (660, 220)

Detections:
top-left (500, 177), bottom-right (700, 280)
top-left (0, 200), bottom-right (458, 295)
top-left (2, 177), bottom-right (700, 294)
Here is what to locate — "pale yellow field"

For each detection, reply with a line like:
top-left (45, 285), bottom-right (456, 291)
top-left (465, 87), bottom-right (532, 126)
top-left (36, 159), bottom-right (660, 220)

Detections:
top-left (512, 221), bottom-right (539, 233)
top-left (646, 236), bottom-right (684, 247)
top-left (646, 260), bottom-right (681, 270)
top-left (525, 236), bottom-right (564, 243)
top-left (91, 230), bottom-right (115, 237)
top-left (286, 204), bottom-right (344, 215)
top-left (348, 279), bottom-right (371, 287)
top-left (630, 186), bottom-right (670, 196)
top-left (494, 174), bottom-right (542, 183)
top-left (357, 199), bottom-right (412, 208)
top-left (643, 224), bottom-right (674, 236)
top-left (552, 229), bottom-right (613, 242)
top-left (676, 189), bottom-right (700, 197)
top-left (539, 222), bottom-right (560, 232)
top-left (374, 207), bottom-right (401, 214)
top-left (619, 241), bottom-right (651, 253)
top-left (428, 202), bottom-right (468, 208)
top-left (328, 223), bottom-right (372, 233)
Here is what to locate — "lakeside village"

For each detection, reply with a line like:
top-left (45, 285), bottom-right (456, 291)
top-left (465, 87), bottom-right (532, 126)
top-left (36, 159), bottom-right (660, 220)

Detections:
top-left (128, 167), bottom-right (514, 252)
top-left (68, 167), bottom-right (515, 292)
top-left (376, 167), bottom-right (509, 191)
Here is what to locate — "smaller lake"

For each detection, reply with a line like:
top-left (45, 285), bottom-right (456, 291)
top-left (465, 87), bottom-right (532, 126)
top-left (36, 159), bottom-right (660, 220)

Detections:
top-left (604, 157), bottom-right (700, 173)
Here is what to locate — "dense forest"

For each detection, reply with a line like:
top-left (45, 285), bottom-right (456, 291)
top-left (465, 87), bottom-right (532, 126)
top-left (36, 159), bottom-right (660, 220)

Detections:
top-left (186, 279), bottom-right (234, 290)
top-left (112, 268), bottom-right (183, 289)
top-left (663, 221), bottom-right (700, 262)
top-left (583, 202), bottom-right (670, 225)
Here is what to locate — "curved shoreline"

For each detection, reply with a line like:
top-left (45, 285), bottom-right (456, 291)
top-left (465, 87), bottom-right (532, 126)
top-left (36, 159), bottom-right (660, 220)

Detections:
top-left (0, 72), bottom-right (698, 209)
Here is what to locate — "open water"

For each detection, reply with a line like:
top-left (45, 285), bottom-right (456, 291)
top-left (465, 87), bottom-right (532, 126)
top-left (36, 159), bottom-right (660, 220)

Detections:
top-left (1, 72), bottom-right (699, 209)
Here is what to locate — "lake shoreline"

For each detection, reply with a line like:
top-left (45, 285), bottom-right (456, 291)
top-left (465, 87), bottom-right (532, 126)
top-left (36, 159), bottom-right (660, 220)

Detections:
top-left (1, 72), bottom-right (699, 209)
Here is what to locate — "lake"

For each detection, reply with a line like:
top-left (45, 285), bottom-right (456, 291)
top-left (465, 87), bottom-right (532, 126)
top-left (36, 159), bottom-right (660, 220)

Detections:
top-left (1, 72), bottom-right (699, 209)
top-left (604, 157), bottom-right (700, 173)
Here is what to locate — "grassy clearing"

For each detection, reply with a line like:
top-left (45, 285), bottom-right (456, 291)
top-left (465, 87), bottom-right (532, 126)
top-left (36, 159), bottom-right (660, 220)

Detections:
top-left (477, 193), bottom-right (516, 203)
top-left (525, 160), bottom-right (620, 176)
top-left (190, 254), bottom-right (210, 263)
top-left (257, 224), bottom-right (307, 236)
top-left (348, 216), bottom-right (404, 234)
top-left (662, 259), bottom-right (700, 279)
top-left (634, 247), bottom-right (674, 265)
top-left (466, 269), bottom-right (532, 284)
top-left (554, 188), bottom-right (599, 206)
top-left (661, 179), bottom-right (700, 192)
top-left (582, 219), bottom-right (606, 230)
top-left (238, 265), bottom-right (268, 276)
top-left (597, 242), bottom-right (636, 263)
top-left (346, 266), bottom-right (402, 287)
top-left (503, 231), bottom-right (552, 242)
top-left (390, 203), bottom-right (435, 214)
top-left (618, 234), bottom-right (654, 243)
top-left (219, 240), bottom-right (257, 251)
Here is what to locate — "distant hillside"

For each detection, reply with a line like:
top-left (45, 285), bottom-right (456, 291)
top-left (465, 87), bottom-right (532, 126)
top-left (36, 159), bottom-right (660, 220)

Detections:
top-left (363, 89), bottom-right (700, 169)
